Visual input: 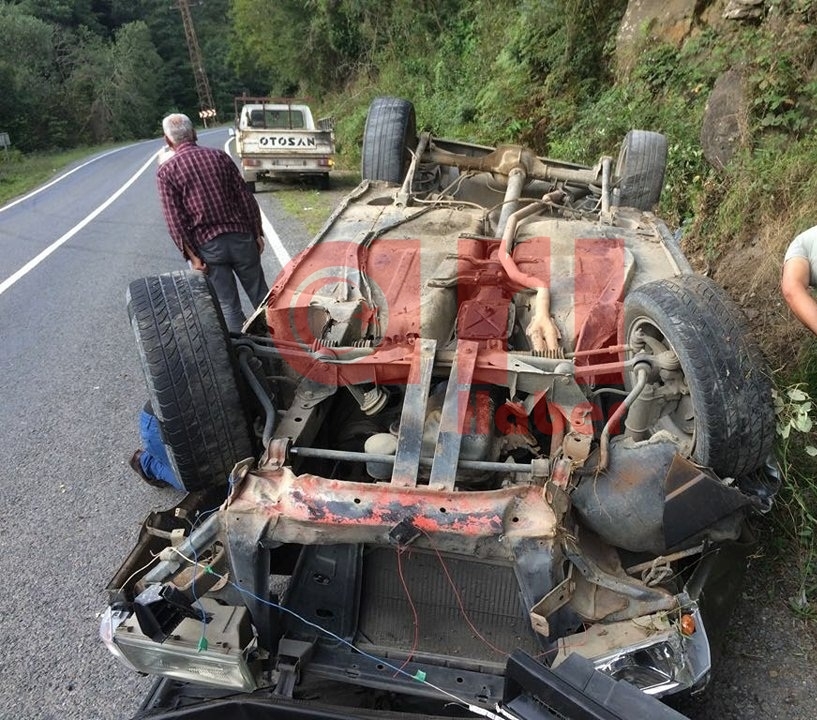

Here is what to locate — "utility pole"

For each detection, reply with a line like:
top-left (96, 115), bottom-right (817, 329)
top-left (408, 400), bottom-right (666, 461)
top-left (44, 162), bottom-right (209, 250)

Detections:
top-left (176, 0), bottom-right (217, 127)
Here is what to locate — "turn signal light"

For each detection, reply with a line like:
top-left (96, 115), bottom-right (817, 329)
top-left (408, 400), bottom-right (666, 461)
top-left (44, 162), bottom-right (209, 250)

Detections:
top-left (680, 613), bottom-right (696, 636)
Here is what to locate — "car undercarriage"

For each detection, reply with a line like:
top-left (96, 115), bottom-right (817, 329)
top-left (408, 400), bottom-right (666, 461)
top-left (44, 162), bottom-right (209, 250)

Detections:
top-left (102, 97), bottom-right (778, 719)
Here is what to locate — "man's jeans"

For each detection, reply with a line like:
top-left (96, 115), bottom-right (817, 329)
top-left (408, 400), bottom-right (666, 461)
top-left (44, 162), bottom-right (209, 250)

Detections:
top-left (139, 409), bottom-right (184, 491)
top-left (197, 232), bottom-right (269, 333)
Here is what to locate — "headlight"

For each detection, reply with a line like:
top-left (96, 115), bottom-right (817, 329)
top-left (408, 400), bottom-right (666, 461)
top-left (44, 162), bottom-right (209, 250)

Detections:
top-left (553, 606), bottom-right (711, 697)
top-left (597, 639), bottom-right (684, 694)
top-left (99, 605), bottom-right (138, 671)
top-left (100, 599), bottom-right (257, 692)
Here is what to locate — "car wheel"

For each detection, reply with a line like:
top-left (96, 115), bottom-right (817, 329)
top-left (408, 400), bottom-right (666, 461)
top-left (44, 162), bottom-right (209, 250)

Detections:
top-left (127, 271), bottom-right (256, 491)
top-left (246, 180), bottom-right (257, 193)
top-left (361, 96), bottom-right (417, 184)
top-left (614, 129), bottom-right (667, 210)
top-left (623, 274), bottom-right (774, 478)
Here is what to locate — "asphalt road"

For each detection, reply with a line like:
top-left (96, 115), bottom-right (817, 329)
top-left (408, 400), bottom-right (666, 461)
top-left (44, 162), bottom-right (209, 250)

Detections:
top-left (1, 134), bottom-right (815, 720)
top-left (0, 130), bottom-right (304, 720)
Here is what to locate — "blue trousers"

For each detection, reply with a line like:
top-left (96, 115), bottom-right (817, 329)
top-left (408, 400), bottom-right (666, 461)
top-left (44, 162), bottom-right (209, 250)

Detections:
top-left (139, 409), bottom-right (184, 491)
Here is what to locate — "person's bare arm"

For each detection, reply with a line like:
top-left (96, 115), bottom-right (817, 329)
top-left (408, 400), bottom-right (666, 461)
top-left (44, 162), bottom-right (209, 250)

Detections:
top-left (781, 256), bottom-right (817, 335)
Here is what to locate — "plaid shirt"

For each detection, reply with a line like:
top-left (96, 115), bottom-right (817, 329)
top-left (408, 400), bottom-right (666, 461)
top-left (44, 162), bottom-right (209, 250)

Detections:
top-left (156, 142), bottom-right (262, 258)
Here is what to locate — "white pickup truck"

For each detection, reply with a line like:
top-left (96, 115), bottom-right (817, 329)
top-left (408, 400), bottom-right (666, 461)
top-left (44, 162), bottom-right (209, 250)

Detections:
top-left (232, 97), bottom-right (335, 191)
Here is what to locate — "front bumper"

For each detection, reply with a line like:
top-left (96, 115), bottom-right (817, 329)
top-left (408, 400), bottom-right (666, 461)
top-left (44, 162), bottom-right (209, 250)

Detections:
top-left (126, 651), bottom-right (691, 720)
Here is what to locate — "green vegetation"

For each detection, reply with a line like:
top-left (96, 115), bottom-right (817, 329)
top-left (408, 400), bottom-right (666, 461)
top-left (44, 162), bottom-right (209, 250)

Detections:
top-left (4, 0), bottom-right (817, 611)
top-left (0, 146), bottom-right (110, 206)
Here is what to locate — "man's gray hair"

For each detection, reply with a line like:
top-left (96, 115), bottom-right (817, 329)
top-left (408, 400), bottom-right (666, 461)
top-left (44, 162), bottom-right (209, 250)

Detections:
top-left (162, 113), bottom-right (195, 145)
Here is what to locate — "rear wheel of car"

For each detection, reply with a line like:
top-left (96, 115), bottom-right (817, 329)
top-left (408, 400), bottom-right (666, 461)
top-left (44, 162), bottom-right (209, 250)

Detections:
top-left (614, 129), bottom-right (667, 210)
top-left (246, 180), bottom-right (257, 193)
top-left (361, 97), bottom-right (417, 184)
top-left (127, 271), bottom-right (256, 491)
top-left (623, 274), bottom-right (774, 478)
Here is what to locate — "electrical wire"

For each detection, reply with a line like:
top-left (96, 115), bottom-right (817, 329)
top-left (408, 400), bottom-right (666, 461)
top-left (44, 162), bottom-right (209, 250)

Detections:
top-left (394, 545), bottom-right (420, 676)
top-left (417, 528), bottom-right (509, 658)
top-left (188, 544), bottom-right (209, 651)
top-left (117, 552), bottom-right (161, 594)
top-left (166, 547), bottom-right (505, 719)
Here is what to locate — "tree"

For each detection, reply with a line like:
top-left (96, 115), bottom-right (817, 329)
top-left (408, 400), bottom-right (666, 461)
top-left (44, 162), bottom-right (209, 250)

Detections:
top-left (61, 21), bottom-right (163, 143)
top-left (0, 3), bottom-right (61, 150)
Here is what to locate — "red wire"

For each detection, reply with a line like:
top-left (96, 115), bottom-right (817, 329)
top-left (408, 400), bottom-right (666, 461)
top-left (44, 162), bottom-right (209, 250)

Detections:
top-left (418, 528), bottom-right (509, 657)
top-left (394, 545), bottom-right (420, 675)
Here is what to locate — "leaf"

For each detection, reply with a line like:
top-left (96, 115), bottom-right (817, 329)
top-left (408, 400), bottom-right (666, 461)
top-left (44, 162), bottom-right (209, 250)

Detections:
top-left (788, 388), bottom-right (808, 402)
top-left (794, 414), bottom-right (813, 433)
top-left (805, 445), bottom-right (817, 457)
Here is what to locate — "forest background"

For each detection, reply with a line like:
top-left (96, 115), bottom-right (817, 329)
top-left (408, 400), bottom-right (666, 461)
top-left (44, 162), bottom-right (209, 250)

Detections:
top-left (2, 0), bottom-right (817, 616)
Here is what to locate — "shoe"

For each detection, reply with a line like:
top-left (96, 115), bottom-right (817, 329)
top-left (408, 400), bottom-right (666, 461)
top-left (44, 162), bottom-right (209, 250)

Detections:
top-left (129, 449), bottom-right (168, 488)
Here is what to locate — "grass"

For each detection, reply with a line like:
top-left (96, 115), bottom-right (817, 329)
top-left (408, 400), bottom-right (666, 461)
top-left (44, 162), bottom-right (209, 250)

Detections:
top-left (270, 171), bottom-right (361, 236)
top-left (0, 146), bottom-right (115, 206)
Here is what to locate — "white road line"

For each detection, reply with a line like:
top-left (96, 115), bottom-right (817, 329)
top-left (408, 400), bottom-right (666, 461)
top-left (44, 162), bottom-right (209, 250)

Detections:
top-left (224, 134), bottom-right (291, 268)
top-left (1, 132), bottom-right (289, 297)
top-left (261, 210), bottom-right (290, 267)
top-left (0, 150), bottom-right (161, 297)
top-left (0, 145), bottom-right (144, 214)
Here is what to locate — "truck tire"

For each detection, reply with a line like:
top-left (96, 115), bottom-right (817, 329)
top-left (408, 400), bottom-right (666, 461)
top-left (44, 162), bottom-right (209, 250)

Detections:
top-left (361, 97), bottom-right (417, 184)
top-left (614, 130), bottom-right (667, 210)
top-left (127, 271), bottom-right (256, 491)
top-left (624, 274), bottom-right (774, 478)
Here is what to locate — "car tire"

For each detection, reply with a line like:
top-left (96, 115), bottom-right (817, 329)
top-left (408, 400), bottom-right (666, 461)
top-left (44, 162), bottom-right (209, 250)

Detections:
top-left (127, 271), bottom-right (256, 491)
top-left (246, 180), bottom-right (257, 193)
top-left (614, 129), bottom-right (667, 210)
top-left (624, 274), bottom-right (774, 478)
top-left (361, 97), bottom-right (417, 184)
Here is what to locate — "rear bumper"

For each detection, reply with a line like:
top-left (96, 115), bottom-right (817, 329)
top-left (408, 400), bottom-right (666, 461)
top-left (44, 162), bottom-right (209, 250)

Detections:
top-left (240, 155), bottom-right (333, 181)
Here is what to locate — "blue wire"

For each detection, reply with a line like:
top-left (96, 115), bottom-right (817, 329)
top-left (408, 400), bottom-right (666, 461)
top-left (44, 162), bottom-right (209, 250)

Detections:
top-left (188, 546), bottom-right (209, 650)
top-left (171, 550), bottom-right (489, 713)
top-left (189, 555), bottom-right (426, 685)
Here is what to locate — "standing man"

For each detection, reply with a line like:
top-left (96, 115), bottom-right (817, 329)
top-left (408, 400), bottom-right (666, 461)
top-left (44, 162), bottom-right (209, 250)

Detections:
top-left (157, 113), bottom-right (269, 332)
top-left (782, 226), bottom-right (817, 336)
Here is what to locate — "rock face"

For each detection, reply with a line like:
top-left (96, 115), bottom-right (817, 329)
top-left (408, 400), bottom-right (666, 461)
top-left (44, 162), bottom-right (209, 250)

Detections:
top-left (615, 0), bottom-right (701, 74)
top-left (723, 0), bottom-right (766, 20)
top-left (615, 0), bottom-right (764, 170)
top-left (700, 68), bottom-right (747, 172)
top-left (615, 1), bottom-right (765, 73)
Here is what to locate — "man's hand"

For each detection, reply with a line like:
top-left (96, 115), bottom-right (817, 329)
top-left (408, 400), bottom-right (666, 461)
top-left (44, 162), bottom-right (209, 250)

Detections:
top-left (188, 254), bottom-right (208, 273)
top-left (256, 235), bottom-right (265, 255)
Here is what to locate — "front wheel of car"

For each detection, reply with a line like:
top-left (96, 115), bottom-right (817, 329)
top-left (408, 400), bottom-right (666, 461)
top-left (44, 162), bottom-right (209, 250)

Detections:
top-left (361, 96), bottom-right (417, 184)
top-left (623, 274), bottom-right (774, 478)
top-left (127, 271), bottom-right (256, 491)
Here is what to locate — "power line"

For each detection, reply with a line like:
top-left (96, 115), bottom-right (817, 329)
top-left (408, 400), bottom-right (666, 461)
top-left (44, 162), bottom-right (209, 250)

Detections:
top-left (176, 0), bottom-right (217, 126)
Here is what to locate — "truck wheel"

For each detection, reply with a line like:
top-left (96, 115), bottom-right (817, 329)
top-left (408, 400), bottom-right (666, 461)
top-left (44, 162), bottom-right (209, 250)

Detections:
top-left (361, 97), bottom-right (417, 184)
top-left (614, 130), bottom-right (667, 210)
top-left (127, 271), bottom-right (256, 491)
top-left (624, 274), bottom-right (774, 478)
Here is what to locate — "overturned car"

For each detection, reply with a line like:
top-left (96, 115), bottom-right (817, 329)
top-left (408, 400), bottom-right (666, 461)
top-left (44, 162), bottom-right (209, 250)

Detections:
top-left (102, 97), bottom-right (778, 719)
